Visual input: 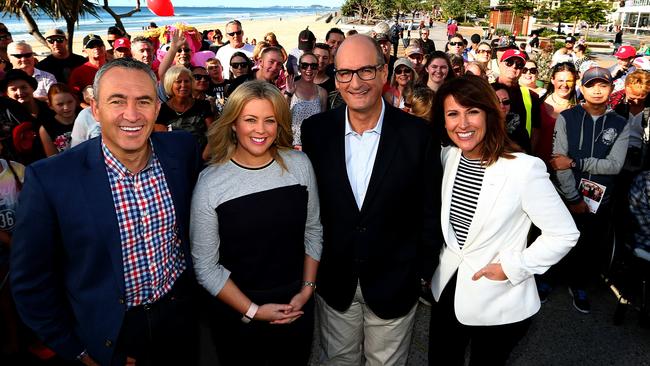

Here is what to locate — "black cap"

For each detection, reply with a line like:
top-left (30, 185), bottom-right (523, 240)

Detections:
top-left (83, 34), bottom-right (104, 49)
top-left (298, 27), bottom-right (316, 51)
top-left (1, 69), bottom-right (38, 92)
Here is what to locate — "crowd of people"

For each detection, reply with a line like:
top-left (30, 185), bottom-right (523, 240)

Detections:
top-left (0, 14), bottom-right (648, 366)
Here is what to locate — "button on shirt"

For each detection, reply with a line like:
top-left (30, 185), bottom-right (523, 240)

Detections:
top-left (103, 141), bottom-right (185, 308)
top-left (345, 101), bottom-right (385, 209)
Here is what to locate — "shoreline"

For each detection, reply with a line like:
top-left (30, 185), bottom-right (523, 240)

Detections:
top-left (30, 13), bottom-right (341, 59)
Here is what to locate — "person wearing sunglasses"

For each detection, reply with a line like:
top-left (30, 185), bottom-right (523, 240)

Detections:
top-left (157, 28), bottom-right (197, 83)
top-left (156, 65), bottom-right (214, 154)
top-left (283, 53), bottom-right (327, 149)
top-left (383, 58), bottom-right (416, 110)
top-left (215, 19), bottom-right (254, 80)
top-left (446, 36), bottom-right (467, 60)
top-left (7, 41), bottom-right (57, 101)
top-left (519, 60), bottom-right (546, 96)
top-left (0, 23), bottom-right (13, 72)
top-left (227, 52), bottom-right (251, 81)
top-left (191, 66), bottom-right (217, 115)
top-left (34, 28), bottom-right (86, 84)
top-left (495, 48), bottom-right (541, 153)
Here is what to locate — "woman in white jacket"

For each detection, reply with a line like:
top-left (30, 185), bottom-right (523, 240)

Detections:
top-left (428, 75), bottom-right (580, 365)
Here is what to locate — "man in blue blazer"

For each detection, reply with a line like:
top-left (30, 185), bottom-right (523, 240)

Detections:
top-left (10, 58), bottom-right (202, 365)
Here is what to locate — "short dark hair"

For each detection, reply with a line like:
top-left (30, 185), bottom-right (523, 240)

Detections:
top-left (107, 25), bottom-right (124, 36)
top-left (314, 42), bottom-right (331, 52)
top-left (433, 75), bottom-right (521, 166)
top-left (326, 27), bottom-right (344, 41)
top-left (93, 58), bottom-right (157, 101)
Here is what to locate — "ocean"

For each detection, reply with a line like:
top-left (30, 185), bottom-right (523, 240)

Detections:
top-left (1, 6), bottom-right (337, 42)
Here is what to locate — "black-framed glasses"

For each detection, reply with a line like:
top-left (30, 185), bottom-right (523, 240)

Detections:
top-left (11, 53), bottom-right (33, 59)
top-left (231, 62), bottom-right (249, 69)
top-left (499, 99), bottom-right (511, 106)
top-left (227, 30), bottom-right (243, 37)
top-left (448, 42), bottom-right (462, 46)
top-left (522, 67), bottom-right (538, 75)
top-left (46, 37), bottom-right (65, 44)
top-left (395, 67), bottom-right (412, 75)
top-left (178, 47), bottom-right (191, 53)
top-left (477, 49), bottom-right (491, 54)
top-left (193, 74), bottom-right (209, 81)
top-left (504, 59), bottom-right (525, 70)
top-left (300, 62), bottom-right (318, 70)
top-left (335, 64), bottom-right (384, 83)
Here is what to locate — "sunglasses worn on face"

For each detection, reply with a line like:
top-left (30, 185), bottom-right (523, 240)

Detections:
top-left (46, 37), bottom-right (65, 44)
top-left (11, 53), bottom-right (33, 59)
top-left (193, 74), bottom-right (209, 81)
top-left (178, 47), bottom-right (191, 53)
top-left (231, 62), bottom-right (249, 69)
top-left (477, 49), bottom-right (491, 54)
top-left (227, 31), bottom-right (243, 37)
top-left (300, 62), bottom-right (318, 70)
top-left (505, 59), bottom-right (525, 70)
top-left (522, 67), bottom-right (538, 75)
top-left (500, 99), bottom-right (511, 106)
top-left (449, 42), bottom-right (462, 46)
top-left (395, 67), bottom-right (412, 75)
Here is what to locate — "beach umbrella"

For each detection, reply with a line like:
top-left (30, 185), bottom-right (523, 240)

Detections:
top-left (147, 0), bottom-right (174, 17)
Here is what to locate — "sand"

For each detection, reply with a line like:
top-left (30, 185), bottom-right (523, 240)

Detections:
top-left (30, 14), bottom-right (346, 58)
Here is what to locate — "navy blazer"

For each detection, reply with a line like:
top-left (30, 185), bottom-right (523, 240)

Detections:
top-left (301, 104), bottom-right (443, 319)
top-left (10, 132), bottom-right (201, 365)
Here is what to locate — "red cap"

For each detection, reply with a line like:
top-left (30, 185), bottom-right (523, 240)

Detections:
top-left (614, 45), bottom-right (636, 59)
top-left (113, 37), bottom-right (131, 50)
top-left (500, 49), bottom-right (527, 62)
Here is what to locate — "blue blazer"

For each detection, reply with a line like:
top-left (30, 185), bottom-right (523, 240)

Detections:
top-left (10, 132), bottom-right (201, 365)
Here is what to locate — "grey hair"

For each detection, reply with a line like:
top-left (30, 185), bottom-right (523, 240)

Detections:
top-left (7, 40), bottom-right (32, 54)
top-left (130, 36), bottom-right (153, 49)
top-left (92, 58), bottom-right (157, 101)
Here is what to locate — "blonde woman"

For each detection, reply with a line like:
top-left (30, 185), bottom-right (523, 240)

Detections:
top-left (191, 80), bottom-right (322, 366)
top-left (383, 58), bottom-right (416, 109)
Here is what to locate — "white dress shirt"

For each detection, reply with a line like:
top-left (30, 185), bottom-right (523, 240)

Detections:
top-left (344, 101), bottom-right (385, 209)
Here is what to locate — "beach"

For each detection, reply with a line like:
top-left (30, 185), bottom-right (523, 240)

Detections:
top-left (29, 13), bottom-right (345, 58)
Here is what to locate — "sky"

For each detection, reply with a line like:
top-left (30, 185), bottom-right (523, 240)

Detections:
top-left (108, 0), bottom-right (343, 7)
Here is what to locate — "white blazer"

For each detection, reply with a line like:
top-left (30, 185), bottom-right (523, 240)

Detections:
top-left (431, 147), bottom-right (580, 326)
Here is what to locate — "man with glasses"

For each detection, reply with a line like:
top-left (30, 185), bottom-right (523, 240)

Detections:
top-left (69, 34), bottom-right (108, 99)
top-left (420, 28), bottom-right (436, 55)
top-left (494, 49), bottom-right (541, 153)
top-left (7, 41), bottom-right (57, 101)
top-left (215, 20), bottom-right (253, 80)
top-left (0, 23), bottom-right (13, 73)
top-left (301, 34), bottom-right (441, 365)
top-left (37, 29), bottom-right (87, 84)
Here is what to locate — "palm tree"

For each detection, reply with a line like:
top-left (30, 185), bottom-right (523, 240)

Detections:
top-left (0, 0), bottom-right (99, 49)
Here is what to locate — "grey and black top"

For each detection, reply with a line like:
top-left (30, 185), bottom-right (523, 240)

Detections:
top-left (449, 155), bottom-right (485, 248)
top-left (190, 149), bottom-right (323, 300)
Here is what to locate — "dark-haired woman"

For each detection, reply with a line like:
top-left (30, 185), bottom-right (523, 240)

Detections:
top-left (428, 75), bottom-right (579, 366)
top-left (421, 51), bottom-right (455, 92)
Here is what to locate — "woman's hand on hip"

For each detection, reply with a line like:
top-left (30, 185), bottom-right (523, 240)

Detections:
top-left (472, 263), bottom-right (508, 281)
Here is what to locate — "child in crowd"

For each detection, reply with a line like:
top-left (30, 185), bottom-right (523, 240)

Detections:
top-left (40, 83), bottom-right (77, 156)
top-left (71, 86), bottom-right (100, 148)
top-left (546, 67), bottom-right (630, 314)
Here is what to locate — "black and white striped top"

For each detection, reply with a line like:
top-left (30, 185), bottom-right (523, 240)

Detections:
top-left (449, 155), bottom-right (485, 248)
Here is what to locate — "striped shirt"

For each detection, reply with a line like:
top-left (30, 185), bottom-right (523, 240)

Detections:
top-left (103, 141), bottom-right (186, 308)
top-left (449, 155), bottom-right (485, 248)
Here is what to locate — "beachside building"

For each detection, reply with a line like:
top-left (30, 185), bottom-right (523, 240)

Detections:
top-left (489, 0), bottom-right (533, 35)
top-left (614, 0), bottom-right (650, 34)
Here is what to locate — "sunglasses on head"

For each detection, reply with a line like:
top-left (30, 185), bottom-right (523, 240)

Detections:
top-left (227, 30), bottom-right (243, 37)
top-left (448, 41), bottom-right (462, 46)
top-left (504, 59), bottom-right (525, 70)
top-left (522, 67), bottom-right (538, 75)
top-left (231, 61), bottom-right (249, 69)
top-left (46, 37), bottom-right (66, 44)
top-left (11, 52), bottom-right (33, 59)
top-left (193, 74), bottom-right (209, 81)
top-left (177, 47), bottom-right (191, 53)
top-left (300, 62), bottom-right (318, 70)
top-left (395, 67), bottom-right (412, 75)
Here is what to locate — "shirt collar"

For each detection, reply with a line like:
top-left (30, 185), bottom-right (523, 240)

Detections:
top-left (344, 99), bottom-right (386, 136)
top-left (102, 139), bottom-right (155, 178)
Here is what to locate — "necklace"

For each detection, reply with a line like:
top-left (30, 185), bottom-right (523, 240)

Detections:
top-left (550, 93), bottom-right (571, 107)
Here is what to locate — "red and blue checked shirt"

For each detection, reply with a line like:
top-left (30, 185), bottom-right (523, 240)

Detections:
top-left (102, 141), bottom-right (186, 308)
